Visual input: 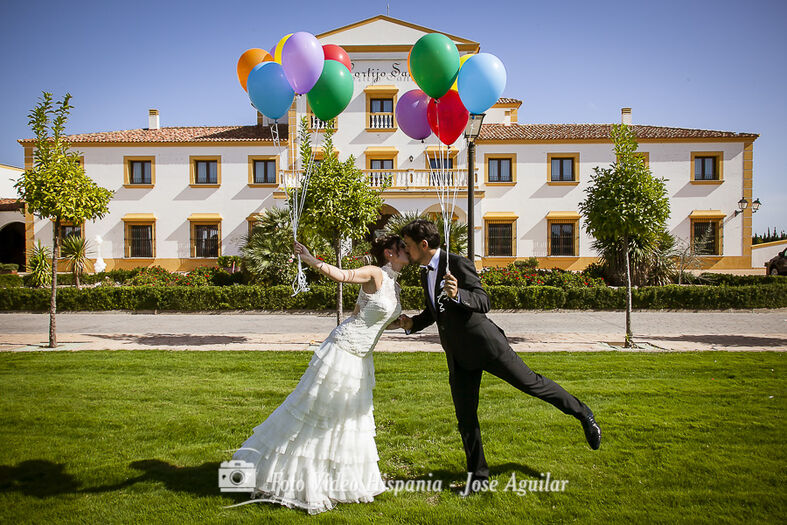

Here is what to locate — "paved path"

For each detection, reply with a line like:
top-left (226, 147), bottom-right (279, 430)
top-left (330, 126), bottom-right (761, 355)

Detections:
top-left (1, 310), bottom-right (786, 353)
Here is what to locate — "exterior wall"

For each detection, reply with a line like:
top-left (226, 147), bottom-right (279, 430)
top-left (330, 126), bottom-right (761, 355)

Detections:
top-left (31, 145), bottom-right (284, 271)
top-left (0, 163), bottom-right (22, 198)
top-left (752, 239), bottom-right (787, 268)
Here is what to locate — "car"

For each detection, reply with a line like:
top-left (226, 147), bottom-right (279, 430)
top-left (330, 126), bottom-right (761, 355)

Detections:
top-left (765, 248), bottom-right (787, 275)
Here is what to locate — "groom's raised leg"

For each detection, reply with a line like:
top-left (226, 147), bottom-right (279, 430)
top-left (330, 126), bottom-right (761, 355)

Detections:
top-left (484, 347), bottom-right (587, 419)
top-left (449, 363), bottom-right (489, 481)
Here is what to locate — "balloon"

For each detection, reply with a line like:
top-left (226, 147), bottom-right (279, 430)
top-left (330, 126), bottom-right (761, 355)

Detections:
top-left (450, 54), bottom-right (474, 92)
top-left (281, 32), bottom-right (324, 94)
top-left (427, 90), bottom-right (469, 145)
top-left (247, 62), bottom-right (295, 121)
top-left (409, 33), bottom-right (460, 99)
top-left (237, 48), bottom-right (272, 92)
top-left (323, 44), bottom-right (351, 72)
top-left (272, 34), bottom-right (292, 64)
top-left (306, 60), bottom-right (354, 122)
top-left (396, 89), bottom-right (431, 140)
top-left (457, 53), bottom-right (507, 114)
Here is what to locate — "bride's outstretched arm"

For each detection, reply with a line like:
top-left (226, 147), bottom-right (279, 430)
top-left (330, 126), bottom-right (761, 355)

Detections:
top-left (294, 241), bottom-right (382, 286)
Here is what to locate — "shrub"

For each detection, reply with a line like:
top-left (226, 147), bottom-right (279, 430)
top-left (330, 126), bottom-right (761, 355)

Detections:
top-left (0, 274), bottom-right (23, 288)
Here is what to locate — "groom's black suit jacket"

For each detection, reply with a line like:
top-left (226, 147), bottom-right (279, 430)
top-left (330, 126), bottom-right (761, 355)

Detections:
top-left (410, 250), bottom-right (508, 370)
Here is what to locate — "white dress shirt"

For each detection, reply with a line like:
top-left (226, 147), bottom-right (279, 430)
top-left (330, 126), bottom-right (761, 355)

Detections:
top-left (424, 248), bottom-right (442, 308)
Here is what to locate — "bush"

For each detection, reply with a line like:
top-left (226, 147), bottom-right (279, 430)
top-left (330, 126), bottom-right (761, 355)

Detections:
top-left (480, 263), bottom-right (605, 288)
top-left (2, 283), bottom-right (785, 312)
top-left (0, 263), bottom-right (19, 273)
top-left (0, 274), bottom-right (23, 288)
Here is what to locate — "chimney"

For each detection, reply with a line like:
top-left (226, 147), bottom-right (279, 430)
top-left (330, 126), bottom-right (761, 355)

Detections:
top-left (257, 111), bottom-right (265, 127)
top-left (148, 109), bottom-right (160, 130)
top-left (621, 107), bottom-right (632, 125)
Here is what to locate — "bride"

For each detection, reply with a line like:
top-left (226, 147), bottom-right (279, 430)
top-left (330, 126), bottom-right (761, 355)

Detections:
top-left (230, 234), bottom-right (409, 514)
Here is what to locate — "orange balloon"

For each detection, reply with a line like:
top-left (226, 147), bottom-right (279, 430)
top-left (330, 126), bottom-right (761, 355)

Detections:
top-left (237, 48), bottom-right (273, 91)
top-left (407, 47), bottom-right (413, 81)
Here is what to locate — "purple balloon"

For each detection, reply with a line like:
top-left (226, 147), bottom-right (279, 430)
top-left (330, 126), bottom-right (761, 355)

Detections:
top-left (281, 32), bottom-right (324, 94)
top-left (396, 89), bottom-right (432, 140)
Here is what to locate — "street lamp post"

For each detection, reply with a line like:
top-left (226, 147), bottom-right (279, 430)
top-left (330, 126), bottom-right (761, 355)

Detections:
top-left (464, 113), bottom-right (485, 262)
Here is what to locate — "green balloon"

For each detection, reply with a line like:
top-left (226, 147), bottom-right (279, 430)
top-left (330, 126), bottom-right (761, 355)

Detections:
top-left (307, 60), bottom-right (354, 122)
top-left (409, 33), bottom-right (460, 99)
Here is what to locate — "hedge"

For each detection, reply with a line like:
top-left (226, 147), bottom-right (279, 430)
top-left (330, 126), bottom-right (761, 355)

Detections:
top-left (1, 283), bottom-right (785, 311)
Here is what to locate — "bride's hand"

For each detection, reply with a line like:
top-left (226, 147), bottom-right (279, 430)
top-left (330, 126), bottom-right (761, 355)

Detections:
top-left (294, 241), bottom-right (314, 263)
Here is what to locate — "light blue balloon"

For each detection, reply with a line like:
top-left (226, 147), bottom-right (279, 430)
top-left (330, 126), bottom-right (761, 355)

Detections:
top-left (457, 53), bottom-right (507, 114)
top-left (247, 62), bottom-right (295, 121)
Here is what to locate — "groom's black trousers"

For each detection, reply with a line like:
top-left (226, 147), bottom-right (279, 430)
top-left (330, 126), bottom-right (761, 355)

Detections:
top-left (448, 346), bottom-right (587, 481)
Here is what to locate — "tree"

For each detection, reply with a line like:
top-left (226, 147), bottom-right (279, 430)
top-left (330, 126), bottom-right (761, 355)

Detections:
top-left (578, 124), bottom-right (670, 347)
top-left (14, 92), bottom-right (113, 348)
top-left (298, 118), bottom-right (386, 324)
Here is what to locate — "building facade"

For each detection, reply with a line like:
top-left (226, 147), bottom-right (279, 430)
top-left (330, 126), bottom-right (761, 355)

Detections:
top-left (17, 16), bottom-right (758, 272)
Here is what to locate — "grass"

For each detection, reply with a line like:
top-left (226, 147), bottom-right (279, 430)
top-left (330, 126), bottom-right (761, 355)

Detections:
top-left (0, 350), bottom-right (784, 524)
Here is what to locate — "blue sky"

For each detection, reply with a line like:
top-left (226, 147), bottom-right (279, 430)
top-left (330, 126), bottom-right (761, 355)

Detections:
top-left (1, 0), bottom-right (784, 232)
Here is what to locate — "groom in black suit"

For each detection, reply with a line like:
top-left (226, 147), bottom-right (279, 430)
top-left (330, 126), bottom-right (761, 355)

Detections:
top-left (399, 219), bottom-right (600, 493)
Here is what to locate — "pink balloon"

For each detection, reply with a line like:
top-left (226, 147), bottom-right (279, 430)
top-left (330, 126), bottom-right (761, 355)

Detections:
top-left (281, 32), bottom-right (324, 94)
top-left (396, 89), bottom-right (431, 140)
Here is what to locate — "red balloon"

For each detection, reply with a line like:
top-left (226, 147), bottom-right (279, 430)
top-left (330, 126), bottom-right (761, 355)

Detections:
top-left (322, 44), bottom-right (352, 72)
top-left (427, 90), bottom-right (469, 145)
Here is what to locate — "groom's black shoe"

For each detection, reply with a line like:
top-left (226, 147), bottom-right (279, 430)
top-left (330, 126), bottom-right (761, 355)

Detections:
top-left (579, 405), bottom-right (601, 450)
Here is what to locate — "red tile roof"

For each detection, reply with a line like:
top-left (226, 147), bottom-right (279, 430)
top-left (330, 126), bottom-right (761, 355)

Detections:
top-left (0, 198), bottom-right (23, 211)
top-left (18, 125), bottom-right (288, 145)
top-left (495, 98), bottom-right (522, 106)
top-left (478, 123), bottom-right (758, 141)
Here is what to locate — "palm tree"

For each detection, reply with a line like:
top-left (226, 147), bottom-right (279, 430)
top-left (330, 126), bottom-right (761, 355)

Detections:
top-left (60, 235), bottom-right (92, 289)
top-left (29, 241), bottom-right (52, 288)
top-left (383, 210), bottom-right (468, 257)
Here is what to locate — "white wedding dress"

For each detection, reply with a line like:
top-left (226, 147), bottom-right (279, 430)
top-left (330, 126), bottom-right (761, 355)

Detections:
top-left (232, 264), bottom-right (401, 514)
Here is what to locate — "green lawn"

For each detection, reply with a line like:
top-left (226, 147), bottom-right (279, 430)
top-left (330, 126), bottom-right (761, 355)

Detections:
top-left (0, 350), bottom-right (784, 524)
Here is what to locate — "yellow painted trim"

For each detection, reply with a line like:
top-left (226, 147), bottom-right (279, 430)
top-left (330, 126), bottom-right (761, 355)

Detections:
top-left (365, 86), bottom-right (398, 132)
top-left (364, 85), bottom-right (398, 93)
top-left (189, 155), bottom-right (222, 187)
top-left (364, 146), bottom-right (399, 154)
top-left (123, 156), bottom-right (156, 188)
top-left (484, 153), bottom-right (516, 185)
top-left (272, 190), bottom-right (485, 199)
top-left (476, 137), bottom-right (757, 145)
top-left (248, 155), bottom-right (279, 187)
top-left (20, 141), bottom-right (285, 148)
top-left (0, 163), bottom-right (23, 171)
top-left (547, 152), bottom-right (580, 183)
top-left (752, 239), bottom-right (787, 249)
top-left (689, 180), bottom-right (724, 185)
top-left (188, 213), bottom-right (223, 221)
top-left (484, 212), bottom-right (519, 219)
top-left (315, 15), bottom-right (479, 47)
top-left (545, 211), bottom-right (581, 219)
top-left (122, 213), bottom-right (157, 221)
top-left (689, 210), bottom-right (726, 219)
top-left (742, 142), bottom-right (753, 264)
top-left (690, 217), bottom-right (723, 256)
top-left (424, 148), bottom-right (458, 169)
top-left (690, 151), bottom-right (724, 182)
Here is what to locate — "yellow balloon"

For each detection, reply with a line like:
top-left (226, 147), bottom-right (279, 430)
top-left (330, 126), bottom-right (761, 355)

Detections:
top-left (451, 54), bottom-right (474, 91)
top-left (273, 33), bottom-right (293, 64)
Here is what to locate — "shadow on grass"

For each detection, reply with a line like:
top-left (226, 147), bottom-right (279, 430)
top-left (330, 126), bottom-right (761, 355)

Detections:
top-left (90, 334), bottom-right (249, 346)
top-left (0, 459), bottom-right (226, 498)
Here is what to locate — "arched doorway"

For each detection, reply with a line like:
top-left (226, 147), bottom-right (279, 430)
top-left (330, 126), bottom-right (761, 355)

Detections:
top-left (0, 222), bottom-right (26, 271)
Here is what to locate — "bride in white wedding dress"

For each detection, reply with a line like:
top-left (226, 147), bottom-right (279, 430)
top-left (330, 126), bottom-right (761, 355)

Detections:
top-left (230, 234), bottom-right (409, 514)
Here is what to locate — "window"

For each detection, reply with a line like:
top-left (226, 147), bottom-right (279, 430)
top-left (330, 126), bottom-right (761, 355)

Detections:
top-left (692, 220), bottom-right (721, 255)
top-left (248, 156), bottom-right (278, 186)
top-left (484, 213), bottom-right (517, 257)
top-left (485, 154), bottom-right (516, 184)
top-left (370, 159), bottom-right (393, 170)
top-left (189, 215), bottom-right (222, 258)
top-left (61, 224), bottom-right (82, 241)
top-left (690, 152), bottom-right (723, 183)
top-left (189, 156), bottom-right (221, 186)
top-left (546, 212), bottom-right (580, 257)
top-left (129, 224), bottom-right (153, 257)
top-left (122, 214), bottom-right (156, 258)
top-left (123, 156), bottom-right (156, 187)
top-left (550, 223), bottom-right (575, 256)
top-left (547, 153), bottom-right (580, 184)
top-left (364, 85), bottom-right (398, 131)
top-left (429, 157), bottom-right (454, 170)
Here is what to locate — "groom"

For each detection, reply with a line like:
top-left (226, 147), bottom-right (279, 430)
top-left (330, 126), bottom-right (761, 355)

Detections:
top-left (399, 219), bottom-right (601, 494)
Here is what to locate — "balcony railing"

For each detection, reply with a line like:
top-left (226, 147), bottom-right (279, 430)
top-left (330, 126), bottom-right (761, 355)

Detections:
top-left (369, 112), bottom-right (395, 129)
top-left (309, 116), bottom-right (334, 130)
top-left (280, 169), bottom-right (472, 190)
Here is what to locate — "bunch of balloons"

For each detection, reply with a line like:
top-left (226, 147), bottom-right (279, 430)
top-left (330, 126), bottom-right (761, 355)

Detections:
top-left (396, 33), bottom-right (506, 145)
top-left (236, 33), bottom-right (354, 122)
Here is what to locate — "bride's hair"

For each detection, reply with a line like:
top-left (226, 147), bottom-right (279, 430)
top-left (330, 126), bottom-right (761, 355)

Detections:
top-left (370, 234), bottom-right (405, 266)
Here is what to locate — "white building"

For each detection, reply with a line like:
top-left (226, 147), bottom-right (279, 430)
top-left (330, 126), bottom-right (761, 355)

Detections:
top-left (0, 163), bottom-right (25, 271)
top-left (15, 16), bottom-right (758, 272)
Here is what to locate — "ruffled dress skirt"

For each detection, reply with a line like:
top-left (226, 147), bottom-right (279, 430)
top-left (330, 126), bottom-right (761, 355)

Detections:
top-left (232, 332), bottom-right (386, 514)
